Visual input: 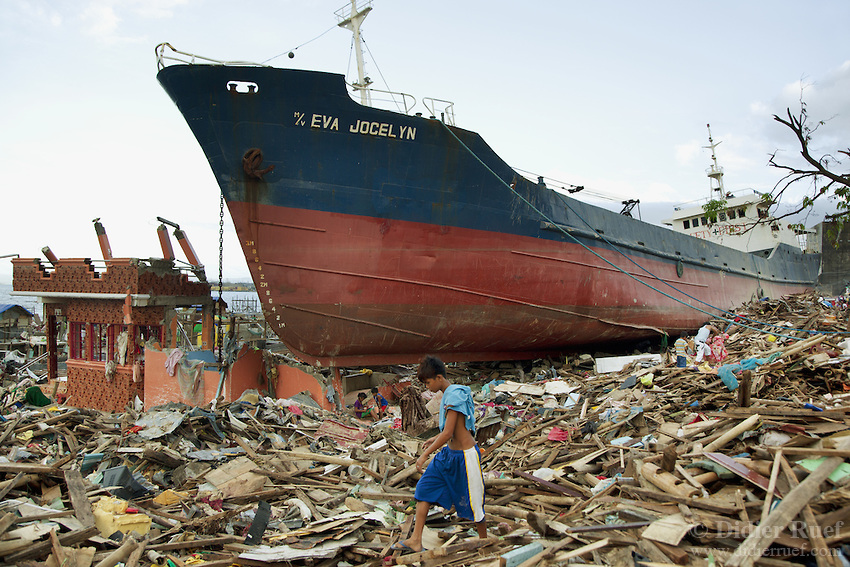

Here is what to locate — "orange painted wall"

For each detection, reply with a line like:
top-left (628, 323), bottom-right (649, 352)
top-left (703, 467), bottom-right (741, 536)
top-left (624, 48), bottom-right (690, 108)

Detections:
top-left (273, 364), bottom-right (335, 411)
top-left (144, 348), bottom-right (232, 409)
top-left (143, 345), bottom-right (336, 412)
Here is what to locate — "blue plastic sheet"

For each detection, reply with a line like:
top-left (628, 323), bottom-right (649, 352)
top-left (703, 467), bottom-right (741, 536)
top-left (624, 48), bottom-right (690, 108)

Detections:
top-left (716, 352), bottom-right (783, 391)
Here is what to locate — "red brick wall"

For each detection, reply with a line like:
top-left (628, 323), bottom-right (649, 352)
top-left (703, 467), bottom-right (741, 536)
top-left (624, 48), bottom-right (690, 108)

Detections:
top-left (66, 360), bottom-right (143, 413)
top-left (12, 257), bottom-right (210, 297)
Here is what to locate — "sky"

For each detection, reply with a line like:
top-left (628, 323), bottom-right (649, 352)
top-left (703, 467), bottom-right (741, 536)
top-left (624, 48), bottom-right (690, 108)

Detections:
top-left (2, 0), bottom-right (849, 285)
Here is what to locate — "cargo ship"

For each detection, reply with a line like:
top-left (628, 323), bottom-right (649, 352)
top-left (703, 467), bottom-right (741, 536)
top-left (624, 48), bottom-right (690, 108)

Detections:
top-left (155, 1), bottom-right (819, 367)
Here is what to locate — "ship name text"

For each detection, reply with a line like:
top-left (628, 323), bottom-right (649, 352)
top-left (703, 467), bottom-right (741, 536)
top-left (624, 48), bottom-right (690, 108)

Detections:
top-left (297, 111), bottom-right (416, 141)
top-left (349, 119), bottom-right (417, 140)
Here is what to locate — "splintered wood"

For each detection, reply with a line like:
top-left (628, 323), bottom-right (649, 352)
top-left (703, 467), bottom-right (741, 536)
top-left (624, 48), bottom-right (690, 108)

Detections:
top-left (0, 291), bottom-right (848, 565)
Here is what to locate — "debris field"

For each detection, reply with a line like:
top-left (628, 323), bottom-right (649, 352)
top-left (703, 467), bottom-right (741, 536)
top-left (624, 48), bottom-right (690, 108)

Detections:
top-left (1, 291), bottom-right (850, 566)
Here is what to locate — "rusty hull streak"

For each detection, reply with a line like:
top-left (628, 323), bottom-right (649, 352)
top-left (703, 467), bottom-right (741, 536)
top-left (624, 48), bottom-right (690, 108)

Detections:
top-left (264, 260), bottom-right (663, 334)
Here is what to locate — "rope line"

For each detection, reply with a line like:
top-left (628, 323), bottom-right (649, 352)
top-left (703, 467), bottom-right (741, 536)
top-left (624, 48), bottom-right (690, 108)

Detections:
top-left (262, 25), bottom-right (338, 65)
top-left (439, 122), bottom-right (823, 342)
top-left (548, 190), bottom-right (841, 337)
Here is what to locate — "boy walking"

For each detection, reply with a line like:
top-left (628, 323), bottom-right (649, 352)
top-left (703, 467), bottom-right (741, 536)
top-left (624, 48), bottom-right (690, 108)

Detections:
top-left (397, 356), bottom-right (486, 552)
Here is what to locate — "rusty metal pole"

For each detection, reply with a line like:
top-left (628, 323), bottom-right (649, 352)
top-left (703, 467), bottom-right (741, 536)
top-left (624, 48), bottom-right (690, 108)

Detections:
top-left (41, 246), bottom-right (59, 267)
top-left (156, 225), bottom-right (175, 261)
top-left (93, 220), bottom-right (113, 260)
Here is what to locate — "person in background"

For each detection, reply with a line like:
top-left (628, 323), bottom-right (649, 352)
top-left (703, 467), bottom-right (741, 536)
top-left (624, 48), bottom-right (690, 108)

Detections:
top-left (371, 387), bottom-right (389, 419)
top-left (674, 331), bottom-right (689, 367)
top-left (395, 355), bottom-right (486, 553)
top-left (353, 392), bottom-right (378, 420)
top-left (694, 323), bottom-right (719, 363)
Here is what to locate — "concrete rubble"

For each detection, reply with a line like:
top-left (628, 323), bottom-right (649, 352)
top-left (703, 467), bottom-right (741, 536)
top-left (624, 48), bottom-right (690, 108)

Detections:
top-left (0, 291), bottom-right (849, 566)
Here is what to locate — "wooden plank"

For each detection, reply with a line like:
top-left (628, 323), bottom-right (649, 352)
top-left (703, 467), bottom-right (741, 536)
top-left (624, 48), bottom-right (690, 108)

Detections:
top-left (0, 463), bottom-right (59, 475)
top-left (710, 406), bottom-right (848, 419)
top-left (147, 535), bottom-right (243, 552)
top-left (766, 447), bottom-right (850, 458)
top-left (64, 469), bottom-right (95, 528)
top-left (271, 450), bottom-right (381, 480)
top-left (390, 536), bottom-right (499, 564)
top-left (726, 439), bottom-right (850, 567)
top-left (0, 472), bottom-right (25, 501)
top-left (2, 525), bottom-right (98, 563)
top-left (0, 513), bottom-right (16, 538)
top-left (778, 454), bottom-right (839, 567)
top-left (0, 419), bottom-right (20, 446)
top-left (49, 528), bottom-right (76, 567)
top-left (512, 469), bottom-right (586, 498)
top-left (621, 486), bottom-right (739, 515)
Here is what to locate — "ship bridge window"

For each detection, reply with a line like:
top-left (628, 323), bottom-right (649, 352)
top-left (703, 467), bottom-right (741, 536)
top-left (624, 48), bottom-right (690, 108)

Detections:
top-left (757, 208), bottom-right (768, 219)
top-left (727, 209), bottom-right (736, 219)
top-left (683, 220), bottom-right (690, 229)
top-left (700, 216), bottom-right (707, 226)
top-left (738, 208), bottom-right (746, 217)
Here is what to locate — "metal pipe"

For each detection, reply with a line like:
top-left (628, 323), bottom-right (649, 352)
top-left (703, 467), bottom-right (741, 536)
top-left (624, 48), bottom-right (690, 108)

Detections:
top-left (155, 216), bottom-right (180, 229)
top-left (93, 219), bottom-right (113, 260)
top-left (156, 224), bottom-right (175, 261)
top-left (174, 229), bottom-right (201, 267)
top-left (41, 246), bottom-right (59, 266)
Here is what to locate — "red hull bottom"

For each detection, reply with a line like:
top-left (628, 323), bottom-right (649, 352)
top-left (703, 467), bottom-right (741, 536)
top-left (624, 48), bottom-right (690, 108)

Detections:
top-left (229, 202), bottom-right (811, 366)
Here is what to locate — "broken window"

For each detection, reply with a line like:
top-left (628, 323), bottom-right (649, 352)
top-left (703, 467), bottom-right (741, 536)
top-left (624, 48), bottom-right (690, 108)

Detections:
top-left (139, 325), bottom-right (163, 345)
top-left (69, 322), bottom-right (85, 360)
top-left (91, 323), bottom-right (108, 362)
top-left (683, 220), bottom-right (690, 229)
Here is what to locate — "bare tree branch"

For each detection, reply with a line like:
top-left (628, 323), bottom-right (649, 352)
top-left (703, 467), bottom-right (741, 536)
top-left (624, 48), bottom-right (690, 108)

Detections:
top-left (763, 103), bottom-right (850, 238)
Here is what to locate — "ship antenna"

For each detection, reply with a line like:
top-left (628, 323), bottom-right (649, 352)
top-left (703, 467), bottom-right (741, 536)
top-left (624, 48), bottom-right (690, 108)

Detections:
top-left (703, 123), bottom-right (725, 198)
top-left (336, 0), bottom-right (373, 106)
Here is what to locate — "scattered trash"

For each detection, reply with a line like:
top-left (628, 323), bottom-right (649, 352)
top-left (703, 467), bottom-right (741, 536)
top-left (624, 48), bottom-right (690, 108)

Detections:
top-left (0, 291), bottom-right (848, 565)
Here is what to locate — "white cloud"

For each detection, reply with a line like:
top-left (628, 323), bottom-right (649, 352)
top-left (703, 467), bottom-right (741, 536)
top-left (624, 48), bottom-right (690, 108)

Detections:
top-left (6, 0), bottom-right (63, 28)
top-left (675, 140), bottom-right (701, 166)
top-left (79, 0), bottom-right (121, 38)
top-left (78, 0), bottom-right (188, 44)
top-left (749, 100), bottom-right (770, 118)
top-left (131, 0), bottom-right (190, 19)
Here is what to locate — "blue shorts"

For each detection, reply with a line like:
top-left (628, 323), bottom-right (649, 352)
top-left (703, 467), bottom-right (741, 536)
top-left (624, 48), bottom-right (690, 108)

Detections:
top-left (676, 355), bottom-right (687, 367)
top-left (414, 445), bottom-right (485, 522)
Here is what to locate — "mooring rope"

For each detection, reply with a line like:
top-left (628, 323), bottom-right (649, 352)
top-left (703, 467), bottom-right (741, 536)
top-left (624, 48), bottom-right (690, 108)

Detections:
top-left (439, 121), bottom-right (829, 342)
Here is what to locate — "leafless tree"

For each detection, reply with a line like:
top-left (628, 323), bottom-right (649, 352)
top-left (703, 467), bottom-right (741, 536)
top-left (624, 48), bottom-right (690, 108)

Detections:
top-left (767, 102), bottom-right (850, 227)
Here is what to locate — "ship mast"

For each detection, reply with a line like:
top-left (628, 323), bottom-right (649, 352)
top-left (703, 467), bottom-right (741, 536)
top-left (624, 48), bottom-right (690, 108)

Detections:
top-left (704, 123), bottom-right (725, 198)
top-left (336, 0), bottom-right (373, 107)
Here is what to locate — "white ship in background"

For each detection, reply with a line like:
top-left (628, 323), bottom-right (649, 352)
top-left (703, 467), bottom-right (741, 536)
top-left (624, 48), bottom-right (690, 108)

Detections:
top-left (663, 125), bottom-right (805, 254)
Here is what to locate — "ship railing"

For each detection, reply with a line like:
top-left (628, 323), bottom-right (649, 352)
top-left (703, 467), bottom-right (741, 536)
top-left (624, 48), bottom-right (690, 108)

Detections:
top-left (350, 84), bottom-right (417, 115)
top-left (155, 42), bottom-right (267, 71)
top-left (423, 97), bottom-right (456, 126)
top-left (706, 165), bottom-right (724, 177)
top-left (334, 0), bottom-right (373, 24)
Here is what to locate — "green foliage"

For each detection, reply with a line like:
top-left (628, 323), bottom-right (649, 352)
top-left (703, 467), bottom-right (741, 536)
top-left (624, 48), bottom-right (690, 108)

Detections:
top-left (702, 198), bottom-right (727, 223)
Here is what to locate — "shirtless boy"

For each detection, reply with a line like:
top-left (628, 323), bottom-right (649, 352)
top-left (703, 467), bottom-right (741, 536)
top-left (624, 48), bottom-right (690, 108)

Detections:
top-left (397, 355), bottom-right (486, 552)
